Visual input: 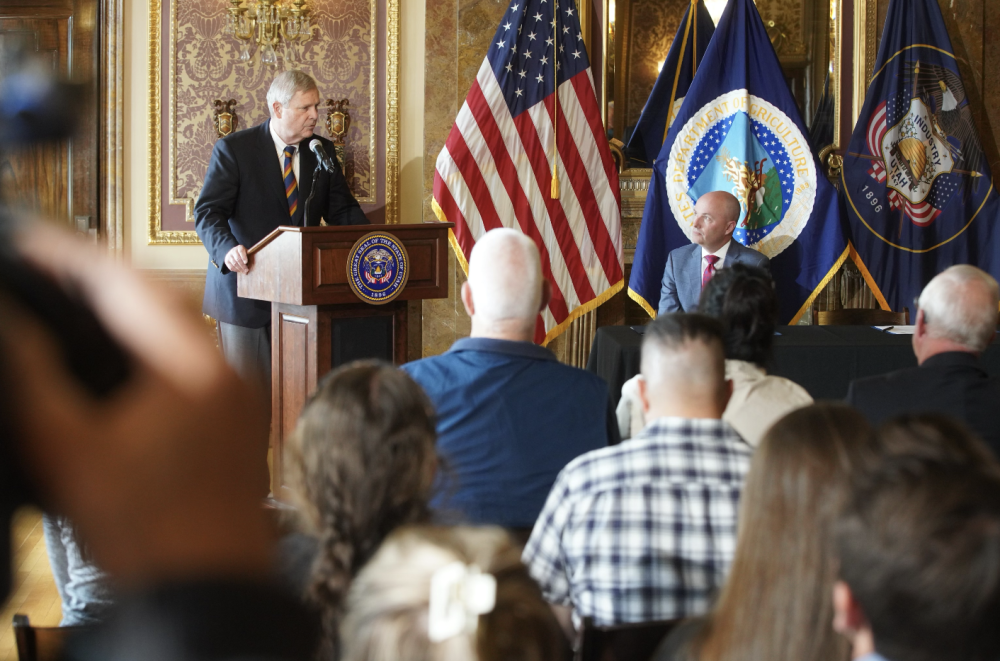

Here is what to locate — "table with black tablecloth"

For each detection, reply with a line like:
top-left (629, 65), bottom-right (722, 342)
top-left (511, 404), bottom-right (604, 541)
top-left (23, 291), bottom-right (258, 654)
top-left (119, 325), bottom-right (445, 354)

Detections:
top-left (586, 325), bottom-right (1000, 406)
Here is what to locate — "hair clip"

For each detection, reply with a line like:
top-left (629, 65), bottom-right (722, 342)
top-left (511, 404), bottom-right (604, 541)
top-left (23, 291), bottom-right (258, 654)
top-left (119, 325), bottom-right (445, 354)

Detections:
top-left (427, 561), bottom-right (497, 643)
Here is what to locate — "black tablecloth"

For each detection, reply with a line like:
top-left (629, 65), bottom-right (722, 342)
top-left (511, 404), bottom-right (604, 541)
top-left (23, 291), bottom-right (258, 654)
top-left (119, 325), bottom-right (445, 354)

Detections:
top-left (586, 325), bottom-right (1000, 405)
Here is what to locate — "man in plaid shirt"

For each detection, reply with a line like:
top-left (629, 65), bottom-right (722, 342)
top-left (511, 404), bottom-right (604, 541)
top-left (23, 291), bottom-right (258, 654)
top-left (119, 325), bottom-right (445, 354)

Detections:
top-left (523, 313), bottom-right (752, 628)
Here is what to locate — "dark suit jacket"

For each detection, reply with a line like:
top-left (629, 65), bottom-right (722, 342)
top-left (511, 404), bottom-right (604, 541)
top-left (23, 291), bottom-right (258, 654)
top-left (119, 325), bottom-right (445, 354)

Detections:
top-left (657, 239), bottom-right (771, 314)
top-left (195, 120), bottom-right (368, 328)
top-left (846, 351), bottom-right (1000, 457)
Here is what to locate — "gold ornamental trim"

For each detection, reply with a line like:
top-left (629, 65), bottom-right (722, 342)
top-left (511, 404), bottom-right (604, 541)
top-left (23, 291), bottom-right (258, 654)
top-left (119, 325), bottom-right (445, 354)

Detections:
top-left (148, 0), bottom-right (400, 244)
top-left (385, 0), bottom-right (400, 224)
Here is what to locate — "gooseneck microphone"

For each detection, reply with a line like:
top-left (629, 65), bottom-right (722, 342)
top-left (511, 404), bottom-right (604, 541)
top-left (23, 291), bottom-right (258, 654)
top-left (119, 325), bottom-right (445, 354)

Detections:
top-left (309, 139), bottom-right (339, 174)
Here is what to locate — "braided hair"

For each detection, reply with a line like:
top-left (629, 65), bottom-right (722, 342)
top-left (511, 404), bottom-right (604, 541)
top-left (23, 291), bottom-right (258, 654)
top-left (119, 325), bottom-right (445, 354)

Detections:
top-left (285, 360), bottom-right (438, 659)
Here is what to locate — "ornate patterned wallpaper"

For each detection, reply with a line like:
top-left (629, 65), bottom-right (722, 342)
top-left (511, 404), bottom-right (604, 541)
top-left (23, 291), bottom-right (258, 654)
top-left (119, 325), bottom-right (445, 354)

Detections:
top-left (150, 0), bottom-right (398, 244)
top-left (624, 0), bottom-right (684, 131)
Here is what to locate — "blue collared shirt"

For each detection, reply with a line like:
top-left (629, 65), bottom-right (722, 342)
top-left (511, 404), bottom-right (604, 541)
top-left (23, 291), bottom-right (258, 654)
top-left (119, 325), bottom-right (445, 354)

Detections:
top-left (402, 337), bottom-right (615, 528)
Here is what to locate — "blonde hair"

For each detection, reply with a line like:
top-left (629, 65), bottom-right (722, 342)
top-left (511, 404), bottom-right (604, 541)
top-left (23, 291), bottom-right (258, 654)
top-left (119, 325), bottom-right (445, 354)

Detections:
top-left (340, 526), bottom-right (567, 661)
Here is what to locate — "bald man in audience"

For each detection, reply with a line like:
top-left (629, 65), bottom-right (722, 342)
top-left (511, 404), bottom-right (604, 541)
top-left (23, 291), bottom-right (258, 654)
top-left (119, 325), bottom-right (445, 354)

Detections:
top-left (658, 190), bottom-right (770, 314)
top-left (524, 314), bottom-right (752, 629)
top-left (846, 265), bottom-right (1000, 457)
top-left (402, 228), bottom-right (617, 530)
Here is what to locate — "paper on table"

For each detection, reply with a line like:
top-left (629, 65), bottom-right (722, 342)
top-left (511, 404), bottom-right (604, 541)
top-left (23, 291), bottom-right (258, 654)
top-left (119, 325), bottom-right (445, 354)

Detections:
top-left (873, 325), bottom-right (916, 335)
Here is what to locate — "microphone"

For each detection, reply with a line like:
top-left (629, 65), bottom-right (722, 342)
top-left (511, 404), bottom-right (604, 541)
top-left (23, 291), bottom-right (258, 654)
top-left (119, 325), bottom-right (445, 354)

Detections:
top-left (309, 139), bottom-right (339, 174)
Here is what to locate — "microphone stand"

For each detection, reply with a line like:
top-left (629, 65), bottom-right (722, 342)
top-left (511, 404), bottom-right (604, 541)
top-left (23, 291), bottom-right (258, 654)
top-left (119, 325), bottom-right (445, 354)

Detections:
top-left (302, 166), bottom-right (322, 227)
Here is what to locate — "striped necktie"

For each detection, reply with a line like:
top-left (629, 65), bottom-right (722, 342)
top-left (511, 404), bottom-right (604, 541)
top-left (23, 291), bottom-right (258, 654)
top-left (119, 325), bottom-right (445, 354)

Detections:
top-left (283, 145), bottom-right (298, 218)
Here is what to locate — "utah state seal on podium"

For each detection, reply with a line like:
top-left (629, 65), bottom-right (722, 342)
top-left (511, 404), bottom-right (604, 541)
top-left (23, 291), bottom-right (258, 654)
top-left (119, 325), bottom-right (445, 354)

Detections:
top-left (238, 222), bottom-right (452, 495)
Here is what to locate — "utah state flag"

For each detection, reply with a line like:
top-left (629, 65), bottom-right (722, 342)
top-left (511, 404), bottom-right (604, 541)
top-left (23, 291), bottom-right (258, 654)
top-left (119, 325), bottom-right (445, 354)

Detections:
top-left (841, 0), bottom-right (1000, 311)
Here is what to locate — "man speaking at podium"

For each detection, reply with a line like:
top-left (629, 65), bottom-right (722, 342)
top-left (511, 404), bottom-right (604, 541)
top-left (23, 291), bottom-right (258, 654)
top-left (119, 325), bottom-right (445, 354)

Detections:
top-left (195, 70), bottom-right (368, 398)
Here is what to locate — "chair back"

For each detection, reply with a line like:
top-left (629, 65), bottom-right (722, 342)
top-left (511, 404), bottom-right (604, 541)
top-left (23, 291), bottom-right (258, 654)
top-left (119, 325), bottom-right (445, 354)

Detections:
top-left (814, 307), bottom-right (909, 326)
top-left (13, 614), bottom-right (90, 661)
top-left (575, 617), bottom-right (680, 661)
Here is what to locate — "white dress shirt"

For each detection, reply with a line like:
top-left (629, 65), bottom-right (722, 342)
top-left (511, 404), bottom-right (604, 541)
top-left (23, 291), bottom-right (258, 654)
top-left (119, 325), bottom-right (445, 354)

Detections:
top-left (269, 123), bottom-right (300, 184)
top-left (701, 240), bottom-right (731, 272)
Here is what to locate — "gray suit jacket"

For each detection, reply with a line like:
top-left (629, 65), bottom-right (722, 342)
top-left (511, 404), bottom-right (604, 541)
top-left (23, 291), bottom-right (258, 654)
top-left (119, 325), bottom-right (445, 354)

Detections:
top-left (657, 240), bottom-right (770, 314)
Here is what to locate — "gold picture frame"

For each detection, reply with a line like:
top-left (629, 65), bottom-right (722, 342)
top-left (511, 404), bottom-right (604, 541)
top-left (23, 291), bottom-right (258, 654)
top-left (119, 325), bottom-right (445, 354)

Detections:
top-left (148, 0), bottom-right (400, 245)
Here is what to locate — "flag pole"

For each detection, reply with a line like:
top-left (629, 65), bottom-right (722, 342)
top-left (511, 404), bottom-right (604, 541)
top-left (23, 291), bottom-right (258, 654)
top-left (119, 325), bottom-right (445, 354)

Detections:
top-left (691, 0), bottom-right (698, 77)
top-left (664, 0), bottom-right (697, 143)
top-left (551, 2), bottom-right (560, 199)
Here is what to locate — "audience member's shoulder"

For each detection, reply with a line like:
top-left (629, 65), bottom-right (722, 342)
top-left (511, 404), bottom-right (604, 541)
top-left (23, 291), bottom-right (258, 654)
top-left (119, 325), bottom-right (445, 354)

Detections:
top-left (399, 352), bottom-right (456, 378)
top-left (850, 363), bottom-right (923, 392)
top-left (545, 359), bottom-right (608, 392)
top-left (764, 374), bottom-right (813, 402)
top-left (555, 418), bottom-right (749, 489)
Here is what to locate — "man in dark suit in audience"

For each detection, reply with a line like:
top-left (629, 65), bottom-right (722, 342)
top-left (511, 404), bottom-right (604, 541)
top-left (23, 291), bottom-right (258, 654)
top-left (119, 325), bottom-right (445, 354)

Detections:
top-left (658, 190), bottom-right (770, 314)
top-left (402, 228), bottom-right (617, 530)
top-left (195, 70), bottom-right (368, 401)
top-left (832, 419), bottom-right (1000, 661)
top-left (845, 265), bottom-right (1000, 456)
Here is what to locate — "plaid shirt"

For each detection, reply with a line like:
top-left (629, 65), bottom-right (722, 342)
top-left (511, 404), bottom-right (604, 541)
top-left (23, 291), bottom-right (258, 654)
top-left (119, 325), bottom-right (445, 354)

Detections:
top-left (523, 416), bottom-right (752, 626)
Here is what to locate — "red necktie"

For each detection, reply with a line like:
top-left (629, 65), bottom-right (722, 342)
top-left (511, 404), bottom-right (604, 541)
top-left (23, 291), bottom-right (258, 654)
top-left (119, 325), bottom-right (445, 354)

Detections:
top-left (702, 254), bottom-right (720, 289)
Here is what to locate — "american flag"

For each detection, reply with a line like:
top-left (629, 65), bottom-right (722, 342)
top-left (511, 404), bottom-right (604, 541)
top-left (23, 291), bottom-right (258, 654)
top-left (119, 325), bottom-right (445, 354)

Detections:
top-left (432, 0), bottom-right (624, 345)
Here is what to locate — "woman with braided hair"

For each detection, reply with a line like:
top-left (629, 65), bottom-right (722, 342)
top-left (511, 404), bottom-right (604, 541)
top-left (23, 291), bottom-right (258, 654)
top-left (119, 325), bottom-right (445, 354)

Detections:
top-left (281, 360), bottom-right (440, 660)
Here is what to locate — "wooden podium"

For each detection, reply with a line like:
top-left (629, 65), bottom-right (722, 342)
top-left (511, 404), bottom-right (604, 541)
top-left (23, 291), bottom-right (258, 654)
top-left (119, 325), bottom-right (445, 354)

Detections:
top-left (238, 223), bottom-right (453, 495)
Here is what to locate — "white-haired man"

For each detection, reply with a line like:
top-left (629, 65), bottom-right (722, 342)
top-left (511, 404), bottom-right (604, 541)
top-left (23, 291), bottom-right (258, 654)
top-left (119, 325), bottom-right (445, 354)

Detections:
top-left (195, 70), bottom-right (368, 440)
top-left (524, 313), bottom-right (751, 629)
top-left (846, 265), bottom-right (1000, 456)
top-left (402, 228), bottom-right (618, 529)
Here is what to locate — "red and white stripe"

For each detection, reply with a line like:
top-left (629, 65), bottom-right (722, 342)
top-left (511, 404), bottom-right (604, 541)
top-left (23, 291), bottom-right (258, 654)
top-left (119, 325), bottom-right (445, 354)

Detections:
top-left (864, 100), bottom-right (941, 227)
top-left (434, 59), bottom-right (624, 344)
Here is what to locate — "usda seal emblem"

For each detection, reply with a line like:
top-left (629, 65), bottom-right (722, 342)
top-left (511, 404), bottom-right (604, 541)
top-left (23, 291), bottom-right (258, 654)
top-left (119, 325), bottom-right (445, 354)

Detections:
top-left (347, 232), bottom-right (410, 305)
top-left (666, 89), bottom-right (817, 259)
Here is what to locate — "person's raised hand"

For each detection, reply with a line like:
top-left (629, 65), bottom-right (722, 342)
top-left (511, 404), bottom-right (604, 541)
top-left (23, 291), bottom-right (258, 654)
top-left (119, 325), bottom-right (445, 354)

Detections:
top-left (224, 244), bottom-right (250, 274)
top-left (0, 224), bottom-right (272, 589)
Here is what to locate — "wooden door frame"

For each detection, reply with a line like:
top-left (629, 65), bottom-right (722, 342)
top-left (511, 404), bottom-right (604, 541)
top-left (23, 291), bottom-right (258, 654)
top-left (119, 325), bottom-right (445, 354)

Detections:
top-left (100, 0), bottom-right (125, 256)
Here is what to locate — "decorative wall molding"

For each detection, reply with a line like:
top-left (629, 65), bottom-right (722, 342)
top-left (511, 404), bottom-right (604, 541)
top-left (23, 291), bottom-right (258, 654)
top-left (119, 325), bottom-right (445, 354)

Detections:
top-left (148, 0), bottom-right (400, 245)
top-left (851, 0), bottom-right (877, 124)
top-left (385, 0), bottom-right (399, 224)
top-left (102, 0), bottom-right (125, 256)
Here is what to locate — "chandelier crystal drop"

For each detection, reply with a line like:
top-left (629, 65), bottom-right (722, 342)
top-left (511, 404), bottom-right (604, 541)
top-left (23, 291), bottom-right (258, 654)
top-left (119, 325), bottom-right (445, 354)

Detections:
top-left (224, 0), bottom-right (315, 68)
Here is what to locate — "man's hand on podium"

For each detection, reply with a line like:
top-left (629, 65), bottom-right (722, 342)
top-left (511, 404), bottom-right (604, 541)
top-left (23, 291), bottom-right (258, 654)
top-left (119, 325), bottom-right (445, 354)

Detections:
top-left (225, 244), bottom-right (250, 274)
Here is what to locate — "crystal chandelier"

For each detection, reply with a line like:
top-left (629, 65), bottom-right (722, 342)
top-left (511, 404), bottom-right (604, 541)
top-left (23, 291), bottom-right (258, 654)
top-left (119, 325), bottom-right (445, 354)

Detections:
top-left (223, 0), bottom-right (315, 66)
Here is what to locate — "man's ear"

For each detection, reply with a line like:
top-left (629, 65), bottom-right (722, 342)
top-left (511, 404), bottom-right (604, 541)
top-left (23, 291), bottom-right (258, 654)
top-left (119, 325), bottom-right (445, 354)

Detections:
top-left (637, 375), bottom-right (651, 415)
top-left (720, 377), bottom-right (733, 411)
top-left (539, 280), bottom-right (552, 313)
top-left (725, 220), bottom-right (737, 238)
top-left (460, 281), bottom-right (475, 318)
top-left (272, 101), bottom-right (283, 119)
top-left (832, 580), bottom-right (866, 636)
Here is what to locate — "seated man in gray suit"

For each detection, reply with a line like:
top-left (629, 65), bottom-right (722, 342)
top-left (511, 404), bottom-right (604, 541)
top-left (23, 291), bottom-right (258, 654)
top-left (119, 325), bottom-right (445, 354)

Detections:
top-left (658, 191), bottom-right (770, 314)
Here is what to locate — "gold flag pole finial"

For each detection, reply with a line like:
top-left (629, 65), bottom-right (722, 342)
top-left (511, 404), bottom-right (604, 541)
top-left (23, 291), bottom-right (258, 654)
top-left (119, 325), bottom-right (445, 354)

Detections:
top-left (551, 2), bottom-right (560, 199)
